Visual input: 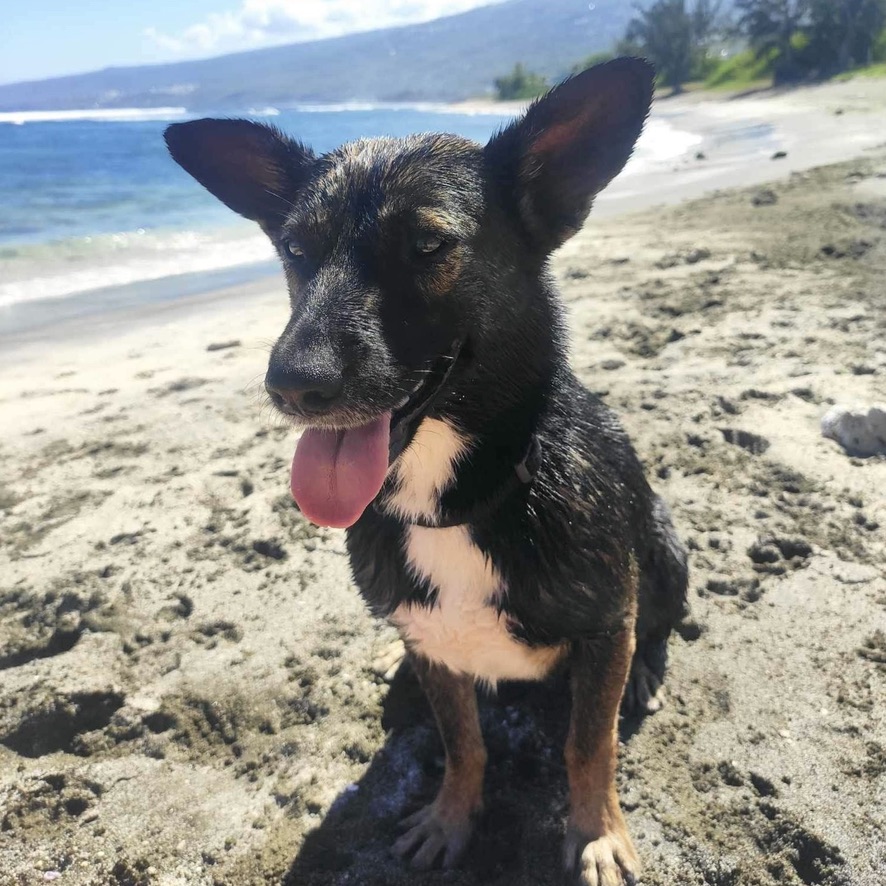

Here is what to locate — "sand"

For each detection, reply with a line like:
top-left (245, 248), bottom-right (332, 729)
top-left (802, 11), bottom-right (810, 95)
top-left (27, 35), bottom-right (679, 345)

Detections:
top-left (1, 81), bottom-right (885, 886)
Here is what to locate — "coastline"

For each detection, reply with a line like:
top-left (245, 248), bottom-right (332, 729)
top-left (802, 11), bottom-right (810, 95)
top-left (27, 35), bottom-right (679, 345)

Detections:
top-left (446, 73), bottom-right (886, 117)
top-left (3, 77), bottom-right (886, 352)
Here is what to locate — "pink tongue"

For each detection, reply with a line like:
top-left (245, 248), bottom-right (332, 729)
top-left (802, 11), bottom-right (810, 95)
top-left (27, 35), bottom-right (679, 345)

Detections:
top-left (290, 412), bottom-right (391, 528)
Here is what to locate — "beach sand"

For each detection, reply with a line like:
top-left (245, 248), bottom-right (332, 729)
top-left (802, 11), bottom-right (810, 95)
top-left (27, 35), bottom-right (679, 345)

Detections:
top-left (1, 81), bottom-right (885, 885)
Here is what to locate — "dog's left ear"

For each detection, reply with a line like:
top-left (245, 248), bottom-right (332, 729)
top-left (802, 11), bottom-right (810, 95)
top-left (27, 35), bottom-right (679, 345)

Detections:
top-left (164, 118), bottom-right (315, 230)
top-left (485, 58), bottom-right (654, 252)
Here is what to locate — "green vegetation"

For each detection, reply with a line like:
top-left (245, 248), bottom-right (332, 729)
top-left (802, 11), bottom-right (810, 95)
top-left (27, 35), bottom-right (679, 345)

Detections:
top-left (493, 63), bottom-right (548, 101)
top-left (735, 0), bottom-right (809, 83)
top-left (835, 61), bottom-right (886, 80)
top-left (736, 0), bottom-right (886, 84)
top-left (491, 0), bottom-right (886, 101)
top-left (619, 0), bottom-right (723, 94)
top-left (703, 48), bottom-right (778, 88)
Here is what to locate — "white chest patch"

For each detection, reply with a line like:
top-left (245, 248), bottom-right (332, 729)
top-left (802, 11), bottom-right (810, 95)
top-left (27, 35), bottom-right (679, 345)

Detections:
top-left (382, 417), bottom-right (470, 523)
top-left (393, 525), bottom-right (562, 684)
top-left (386, 417), bottom-right (563, 684)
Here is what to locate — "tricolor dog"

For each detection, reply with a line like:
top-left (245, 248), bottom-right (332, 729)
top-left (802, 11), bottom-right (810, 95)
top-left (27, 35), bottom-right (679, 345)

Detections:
top-left (165, 58), bottom-right (688, 885)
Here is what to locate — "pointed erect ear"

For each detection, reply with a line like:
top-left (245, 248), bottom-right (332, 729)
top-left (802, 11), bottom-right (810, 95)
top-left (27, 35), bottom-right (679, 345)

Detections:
top-left (164, 119), bottom-right (315, 228)
top-left (484, 58), bottom-right (654, 252)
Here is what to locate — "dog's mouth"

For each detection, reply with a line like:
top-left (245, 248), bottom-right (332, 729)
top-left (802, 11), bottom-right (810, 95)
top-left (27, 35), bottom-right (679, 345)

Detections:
top-left (289, 344), bottom-right (463, 529)
top-left (388, 347), bottom-right (462, 461)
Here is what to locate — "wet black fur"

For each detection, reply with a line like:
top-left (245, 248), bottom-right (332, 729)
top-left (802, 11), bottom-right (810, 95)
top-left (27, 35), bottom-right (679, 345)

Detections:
top-left (164, 58), bottom-right (689, 712)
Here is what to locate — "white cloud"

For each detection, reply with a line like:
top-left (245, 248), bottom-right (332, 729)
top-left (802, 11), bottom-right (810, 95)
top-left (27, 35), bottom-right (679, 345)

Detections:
top-left (144, 0), bottom-right (505, 57)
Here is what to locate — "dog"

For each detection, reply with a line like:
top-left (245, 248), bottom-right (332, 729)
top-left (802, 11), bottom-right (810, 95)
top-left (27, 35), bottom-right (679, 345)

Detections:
top-left (165, 57), bottom-right (688, 885)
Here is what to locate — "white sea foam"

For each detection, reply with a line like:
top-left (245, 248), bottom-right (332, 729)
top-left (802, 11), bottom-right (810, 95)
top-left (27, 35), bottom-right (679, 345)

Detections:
top-left (0, 107), bottom-right (188, 125)
top-left (0, 111), bottom-right (703, 313)
top-left (291, 100), bottom-right (507, 115)
top-left (0, 228), bottom-right (275, 310)
top-left (293, 101), bottom-right (413, 113)
top-left (286, 102), bottom-right (702, 164)
top-left (624, 117), bottom-right (704, 176)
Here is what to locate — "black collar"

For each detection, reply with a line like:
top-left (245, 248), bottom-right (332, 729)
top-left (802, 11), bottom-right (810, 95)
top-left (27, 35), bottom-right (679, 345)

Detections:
top-left (405, 433), bottom-right (542, 529)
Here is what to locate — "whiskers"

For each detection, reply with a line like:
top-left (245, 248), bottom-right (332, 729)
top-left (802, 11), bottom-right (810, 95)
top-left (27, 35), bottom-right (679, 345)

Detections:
top-left (261, 188), bottom-right (299, 214)
top-left (242, 372), bottom-right (289, 432)
top-left (388, 352), bottom-right (456, 403)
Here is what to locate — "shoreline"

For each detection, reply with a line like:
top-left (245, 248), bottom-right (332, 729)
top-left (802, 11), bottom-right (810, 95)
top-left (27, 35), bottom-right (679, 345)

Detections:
top-left (3, 77), bottom-right (886, 351)
top-left (0, 261), bottom-right (280, 361)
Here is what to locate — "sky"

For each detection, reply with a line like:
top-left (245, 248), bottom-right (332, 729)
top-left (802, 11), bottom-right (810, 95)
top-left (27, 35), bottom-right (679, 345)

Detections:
top-left (1, 0), bottom-right (506, 85)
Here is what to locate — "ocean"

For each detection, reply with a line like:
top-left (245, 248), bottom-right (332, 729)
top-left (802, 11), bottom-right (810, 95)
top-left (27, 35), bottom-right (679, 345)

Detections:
top-left (0, 104), bottom-right (702, 337)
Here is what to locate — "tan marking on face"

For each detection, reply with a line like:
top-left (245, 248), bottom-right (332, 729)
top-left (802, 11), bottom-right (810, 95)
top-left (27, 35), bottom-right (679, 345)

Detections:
top-left (411, 208), bottom-right (467, 295)
top-left (428, 248), bottom-right (465, 297)
top-left (393, 525), bottom-right (565, 686)
top-left (415, 206), bottom-right (463, 233)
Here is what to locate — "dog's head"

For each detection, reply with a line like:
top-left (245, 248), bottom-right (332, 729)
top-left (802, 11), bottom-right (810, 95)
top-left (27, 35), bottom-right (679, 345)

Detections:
top-left (165, 58), bottom-right (653, 527)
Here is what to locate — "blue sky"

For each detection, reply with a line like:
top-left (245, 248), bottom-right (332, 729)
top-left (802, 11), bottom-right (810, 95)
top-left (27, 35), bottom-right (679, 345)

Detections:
top-left (1, 0), bottom-right (505, 85)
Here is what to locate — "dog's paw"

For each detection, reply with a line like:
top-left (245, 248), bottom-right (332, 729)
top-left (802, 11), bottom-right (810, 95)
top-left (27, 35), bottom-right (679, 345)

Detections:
top-left (392, 799), bottom-right (476, 870)
top-left (623, 632), bottom-right (669, 717)
top-left (622, 657), bottom-right (664, 716)
top-left (563, 827), bottom-right (640, 886)
top-left (371, 638), bottom-right (406, 683)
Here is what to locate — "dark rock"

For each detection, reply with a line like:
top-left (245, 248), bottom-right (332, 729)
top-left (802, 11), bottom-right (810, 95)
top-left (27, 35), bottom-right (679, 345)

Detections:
top-left (820, 239), bottom-right (874, 259)
top-left (252, 539), bottom-right (287, 561)
top-left (752, 189), bottom-right (778, 207)
top-left (719, 428), bottom-right (770, 455)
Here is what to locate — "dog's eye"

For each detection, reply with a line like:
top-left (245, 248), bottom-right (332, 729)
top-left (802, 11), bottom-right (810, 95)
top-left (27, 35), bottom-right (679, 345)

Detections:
top-left (415, 234), bottom-right (445, 256)
top-left (283, 240), bottom-right (305, 262)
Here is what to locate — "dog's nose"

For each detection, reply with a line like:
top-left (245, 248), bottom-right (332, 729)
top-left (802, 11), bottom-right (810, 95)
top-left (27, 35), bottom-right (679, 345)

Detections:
top-left (265, 364), bottom-right (344, 416)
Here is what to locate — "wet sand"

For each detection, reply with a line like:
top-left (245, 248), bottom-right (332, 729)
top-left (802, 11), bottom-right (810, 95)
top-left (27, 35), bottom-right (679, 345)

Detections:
top-left (1, 83), bottom-right (885, 885)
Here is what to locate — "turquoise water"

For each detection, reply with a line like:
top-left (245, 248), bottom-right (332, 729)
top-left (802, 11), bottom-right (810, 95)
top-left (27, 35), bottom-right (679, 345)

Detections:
top-left (0, 106), bottom-right (515, 250)
top-left (0, 104), bottom-right (706, 335)
top-left (0, 106), bottom-right (512, 322)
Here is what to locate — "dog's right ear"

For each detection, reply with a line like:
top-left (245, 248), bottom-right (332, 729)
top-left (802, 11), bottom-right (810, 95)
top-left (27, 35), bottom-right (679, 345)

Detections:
top-left (164, 119), bottom-right (314, 228)
top-left (484, 58), bottom-right (654, 253)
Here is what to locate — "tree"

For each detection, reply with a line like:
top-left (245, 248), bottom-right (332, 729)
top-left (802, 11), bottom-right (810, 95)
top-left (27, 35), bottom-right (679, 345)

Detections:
top-left (737, 0), bottom-right (886, 79)
top-left (807, 0), bottom-right (886, 72)
top-left (493, 63), bottom-right (548, 101)
top-left (735, 0), bottom-right (811, 82)
top-left (622, 0), bottom-right (724, 94)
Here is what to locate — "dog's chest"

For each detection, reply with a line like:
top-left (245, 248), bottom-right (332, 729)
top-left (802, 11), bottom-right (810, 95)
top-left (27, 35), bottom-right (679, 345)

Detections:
top-left (392, 525), bottom-right (563, 684)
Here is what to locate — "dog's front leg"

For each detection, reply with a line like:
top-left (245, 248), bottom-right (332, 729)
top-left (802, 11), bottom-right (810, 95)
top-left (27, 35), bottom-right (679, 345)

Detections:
top-left (393, 653), bottom-right (486, 870)
top-left (563, 624), bottom-right (640, 886)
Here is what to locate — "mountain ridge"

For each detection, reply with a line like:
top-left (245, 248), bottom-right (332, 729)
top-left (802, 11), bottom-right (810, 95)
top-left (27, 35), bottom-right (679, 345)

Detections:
top-left (0, 0), bottom-right (642, 111)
